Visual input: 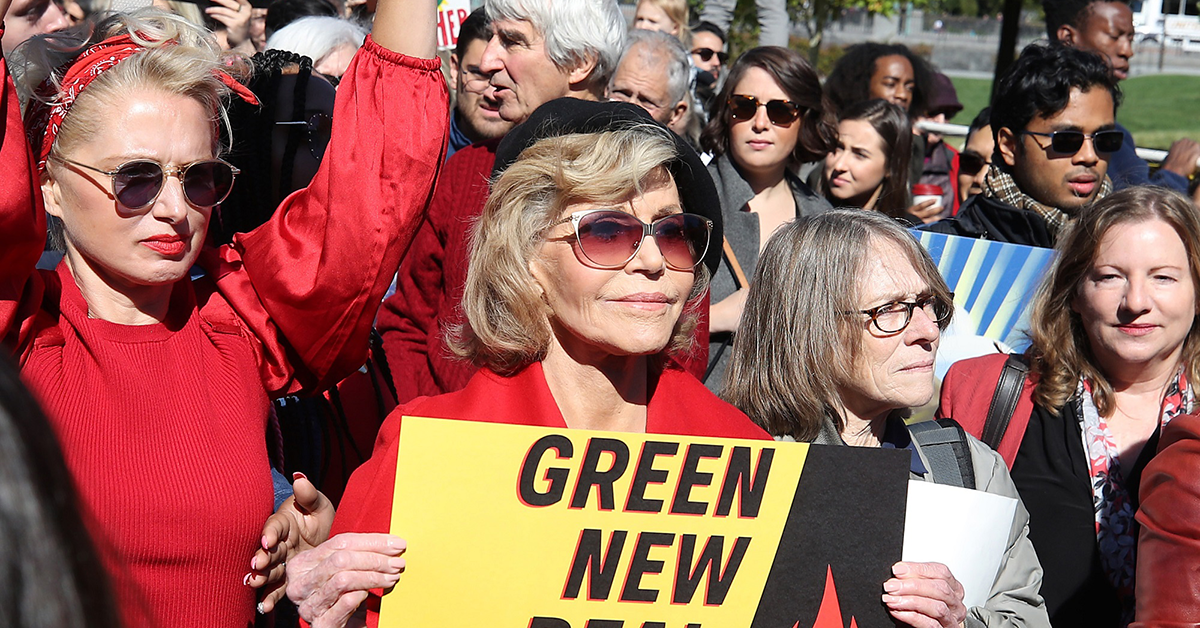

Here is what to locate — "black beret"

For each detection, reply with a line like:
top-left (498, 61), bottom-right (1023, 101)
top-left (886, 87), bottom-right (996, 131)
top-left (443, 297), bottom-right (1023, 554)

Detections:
top-left (492, 98), bottom-right (724, 276)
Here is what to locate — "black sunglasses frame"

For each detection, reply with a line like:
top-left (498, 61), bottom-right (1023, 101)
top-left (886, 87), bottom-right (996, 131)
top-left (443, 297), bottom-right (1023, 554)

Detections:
top-left (690, 47), bottom-right (729, 63)
top-left (958, 151), bottom-right (991, 176)
top-left (1020, 129), bottom-right (1124, 154)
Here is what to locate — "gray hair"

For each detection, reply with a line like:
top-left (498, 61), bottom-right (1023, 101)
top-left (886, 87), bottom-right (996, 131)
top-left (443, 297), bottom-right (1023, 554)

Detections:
top-left (265, 16), bottom-right (366, 66)
top-left (485, 0), bottom-right (626, 91)
top-left (723, 209), bottom-right (953, 440)
top-left (618, 28), bottom-right (691, 107)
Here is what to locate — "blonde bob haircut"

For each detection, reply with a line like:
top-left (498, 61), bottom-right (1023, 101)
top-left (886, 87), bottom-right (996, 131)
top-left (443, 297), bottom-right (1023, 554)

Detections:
top-left (15, 8), bottom-right (247, 161)
top-left (1029, 186), bottom-right (1200, 416)
top-left (449, 123), bottom-right (710, 375)
top-left (724, 209), bottom-right (953, 440)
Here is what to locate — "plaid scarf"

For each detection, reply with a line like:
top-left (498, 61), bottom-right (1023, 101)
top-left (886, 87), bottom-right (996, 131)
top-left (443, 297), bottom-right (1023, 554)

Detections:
top-left (983, 166), bottom-right (1112, 238)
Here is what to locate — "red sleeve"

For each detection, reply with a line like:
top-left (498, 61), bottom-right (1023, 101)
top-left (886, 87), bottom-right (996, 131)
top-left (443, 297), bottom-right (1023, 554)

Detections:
top-left (0, 39), bottom-right (51, 357)
top-left (1134, 413), bottom-right (1200, 626)
top-left (935, 353), bottom-right (1034, 468)
top-left (377, 216), bottom-right (442, 404)
top-left (376, 141), bottom-right (495, 403)
top-left (199, 37), bottom-right (448, 396)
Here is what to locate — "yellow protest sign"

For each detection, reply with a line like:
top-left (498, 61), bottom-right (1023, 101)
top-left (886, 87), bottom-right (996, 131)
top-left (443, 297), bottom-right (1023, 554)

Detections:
top-left (381, 417), bottom-right (909, 628)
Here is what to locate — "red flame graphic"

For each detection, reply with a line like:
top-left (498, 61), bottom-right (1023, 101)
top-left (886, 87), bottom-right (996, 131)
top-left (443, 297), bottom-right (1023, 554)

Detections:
top-left (792, 565), bottom-right (858, 628)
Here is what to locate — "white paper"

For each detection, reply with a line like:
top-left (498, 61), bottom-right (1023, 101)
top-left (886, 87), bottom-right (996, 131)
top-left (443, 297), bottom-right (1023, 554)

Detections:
top-left (902, 481), bottom-right (1019, 609)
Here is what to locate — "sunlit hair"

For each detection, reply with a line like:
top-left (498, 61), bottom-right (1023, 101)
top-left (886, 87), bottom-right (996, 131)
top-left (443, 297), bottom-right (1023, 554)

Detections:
top-left (617, 29), bottom-right (690, 108)
top-left (265, 16), bottom-right (366, 70)
top-left (724, 209), bottom-right (952, 439)
top-left (14, 8), bottom-right (246, 158)
top-left (635, 0), bottom-right (691, 42)
top-left (14, 8), bottom-right (247, 251)
top-left (1029, 186), bottom-right (1200, 416)
top-left (485, 0), bottom-right (626, 93)
top-left (449, 123), bottom-right (709, 374)
top-left (700, 46), bottom-right (837, 166)
top-left (817, 99), bottom-right (912, 218)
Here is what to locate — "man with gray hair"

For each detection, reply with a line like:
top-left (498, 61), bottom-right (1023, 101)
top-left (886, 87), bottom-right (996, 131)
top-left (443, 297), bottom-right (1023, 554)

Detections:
top-left (607, 29), bottom-right (691, 133)
top-left (377, 0), bottom-right (627, 403)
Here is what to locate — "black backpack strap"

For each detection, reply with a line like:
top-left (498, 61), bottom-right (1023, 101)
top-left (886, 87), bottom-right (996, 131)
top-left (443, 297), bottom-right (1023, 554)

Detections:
top-left (907, 418), bottom-right (976, 490)
top-left (981, 354), bottom-right (1031, 450)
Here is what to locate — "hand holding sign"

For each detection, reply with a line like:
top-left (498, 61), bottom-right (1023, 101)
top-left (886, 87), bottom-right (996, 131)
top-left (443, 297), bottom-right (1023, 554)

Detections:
top-left (882, 562), bottom-right (969, 628)
top-left (287, 533), bottom-right (408, 628)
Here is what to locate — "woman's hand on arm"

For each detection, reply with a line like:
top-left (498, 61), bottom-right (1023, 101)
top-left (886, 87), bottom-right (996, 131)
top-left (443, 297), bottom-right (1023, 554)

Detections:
top-left (883, 561), bottom-right (968, 628)
top-left (249, 474), bottom-right (336, 613)
top-left (287, 533), bottom-right (409, 628)
top-left (371, 0), bottom-right (436, 57)
top-left (709, 288), bottom-right (749, 334)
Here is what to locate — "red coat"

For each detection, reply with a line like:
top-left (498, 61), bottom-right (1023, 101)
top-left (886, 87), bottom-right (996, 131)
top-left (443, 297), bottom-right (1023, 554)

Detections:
top-left (376, 139), bottom-right (499, 404)
top-left (1133, 412), bottom-right (1200, 626)
top-left (936, 353), bottom-right (1037, 468)
top-left (0, 37), bottom-right (447, 628)
top-left (332, 361), bottom-right (770, 626)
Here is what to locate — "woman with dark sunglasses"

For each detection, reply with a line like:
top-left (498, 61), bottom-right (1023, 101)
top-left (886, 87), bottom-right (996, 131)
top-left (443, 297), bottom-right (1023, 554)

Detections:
top-left (725, 209), bottom-right (1050, 628)
top-left (283, 100), bottom-right (769, 628)
top-left (0, 1), bottom-right (446, 626)
top-left (696, 46), bottom-right (837, 394)
top-left (938, 187), bottom-right (1200, 628)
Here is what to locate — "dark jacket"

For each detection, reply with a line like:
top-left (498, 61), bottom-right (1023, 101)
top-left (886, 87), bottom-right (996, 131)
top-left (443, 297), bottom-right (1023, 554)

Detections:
top-left (705, 154), bottom-right (831, 392)
top-left (920, 194), bottom-right (1055, 249)
top-left (1109, 121), bottom-right (1189, 194)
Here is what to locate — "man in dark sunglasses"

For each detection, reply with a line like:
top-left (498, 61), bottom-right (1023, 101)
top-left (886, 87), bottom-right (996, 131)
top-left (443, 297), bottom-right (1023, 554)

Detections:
top-left (921, 43), bottom-right (1119, 249)
top-left (956, 107), bottom-right (995, 206)
top-left (1046, 0), bottom-right (1200, 195)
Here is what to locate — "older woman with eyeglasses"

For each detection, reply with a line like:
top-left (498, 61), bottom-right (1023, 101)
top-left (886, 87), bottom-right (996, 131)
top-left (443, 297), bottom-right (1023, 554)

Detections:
top-left (0, 0), bottom-right (446, 625)
top-left (725, 209), bottom-right (1050, 628)
top-left (698, 45), bottom-right (837, 393)
top-left (281, 99), bottom-right (769, 628)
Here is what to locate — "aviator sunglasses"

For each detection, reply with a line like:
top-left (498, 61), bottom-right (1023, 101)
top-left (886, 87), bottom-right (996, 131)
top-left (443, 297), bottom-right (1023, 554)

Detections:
top-left (551, 209), bottom-right (713, 271)
top-left (53, 156), bottom-right (240, 209)
top-left (1021, 129), bottom-right (1124, 154)
top-left (727, 94), bottom-right (801, 126)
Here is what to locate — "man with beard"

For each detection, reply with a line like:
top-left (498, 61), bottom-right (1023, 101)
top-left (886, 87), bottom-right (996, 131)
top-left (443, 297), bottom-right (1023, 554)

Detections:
top-left (446, 8), bottom-right (512, 158)
top-left (923, 43), bottom-right (1121, 248)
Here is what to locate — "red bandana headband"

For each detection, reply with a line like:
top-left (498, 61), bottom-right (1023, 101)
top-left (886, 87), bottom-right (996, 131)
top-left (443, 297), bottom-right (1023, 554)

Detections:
top-left (24, 33), bottom-right (259, 172)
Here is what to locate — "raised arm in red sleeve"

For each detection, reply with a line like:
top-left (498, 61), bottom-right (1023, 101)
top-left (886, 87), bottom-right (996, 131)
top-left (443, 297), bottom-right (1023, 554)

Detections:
top-left (0, 30), bottom-right (51, 356)
top-left (201, 37), bottom-right (449, 396)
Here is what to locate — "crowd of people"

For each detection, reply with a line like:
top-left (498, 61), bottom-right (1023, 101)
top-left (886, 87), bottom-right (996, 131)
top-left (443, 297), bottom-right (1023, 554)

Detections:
top-left (1, 0), bottom-right (1200, 626)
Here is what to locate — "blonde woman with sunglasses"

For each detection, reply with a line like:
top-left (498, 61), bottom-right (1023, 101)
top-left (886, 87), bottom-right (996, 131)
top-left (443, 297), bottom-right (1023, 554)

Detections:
top-left (697, 46), bottom-right (837, 393)
top-left (284, 99), bottom-right (769, 628)
top-left (0, 0), bottom-right (446, 625)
